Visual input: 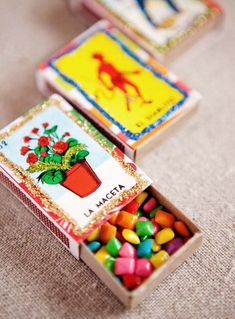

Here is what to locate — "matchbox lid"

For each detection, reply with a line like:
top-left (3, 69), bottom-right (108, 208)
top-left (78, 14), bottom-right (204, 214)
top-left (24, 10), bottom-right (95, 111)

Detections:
top-left (38, 20), bottom-right (201, 156)
top-left (0, 94), bottom-right (151, 243)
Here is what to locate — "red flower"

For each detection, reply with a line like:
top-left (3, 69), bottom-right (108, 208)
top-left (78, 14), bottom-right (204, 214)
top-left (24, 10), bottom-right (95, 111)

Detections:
top-left (65, 132), bottom-right (70, 136)
top-left (41, 151), bottom-right (47, 157)
top-left (38, 136), bottom-right (50, 147)
top-left (42, 122), bottom-right (49, 128)
top-left (31, 128), bottom-right (39, 134)
top-left (23, 136), bottom-right (31, 143)
top-left (53, 141), bottom-right (68, 154)
top-left (20, 146), bottom-right (29, 156)
top-left (26, 153), bottom-right (38, 164)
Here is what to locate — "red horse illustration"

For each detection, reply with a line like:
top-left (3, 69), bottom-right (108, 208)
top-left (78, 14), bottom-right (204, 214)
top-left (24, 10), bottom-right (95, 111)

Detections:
top-left (92, 53), bottom-right (152, 111)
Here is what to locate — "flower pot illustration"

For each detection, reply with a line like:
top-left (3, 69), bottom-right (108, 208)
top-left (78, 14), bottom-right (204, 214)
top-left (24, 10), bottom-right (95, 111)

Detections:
top-left (22, 122), bottom-right (102, 198)
top-left (61, 160), bottom-right (101, 197)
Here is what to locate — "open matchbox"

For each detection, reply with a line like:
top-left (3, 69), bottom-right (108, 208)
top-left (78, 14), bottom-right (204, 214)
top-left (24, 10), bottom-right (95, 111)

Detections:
top-left (0, 94), bottom-right (202, 308)
top-left (78, 0), bottom-right (223, 62)
top-left (37, 20), bottom-right (201, 162)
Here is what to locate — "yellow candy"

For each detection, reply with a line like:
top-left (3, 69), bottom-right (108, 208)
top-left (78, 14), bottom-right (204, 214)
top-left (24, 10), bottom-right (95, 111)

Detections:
top-left (150, 250), bottom-right (169, 269)
top-left (135, 192), bottom-right (148, 205)
top-left (151, 240), bottom-right (161, 252)
top-left (95, 246), bottom-right (110, 265)
top-left (87, 227), bottom-right (100, 242)
top-left (122, 229), bottom-right (140, 244)
top-left (155, 228), bottom-right (175, 245)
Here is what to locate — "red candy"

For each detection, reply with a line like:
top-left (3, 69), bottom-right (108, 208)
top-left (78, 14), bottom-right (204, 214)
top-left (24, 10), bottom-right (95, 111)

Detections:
top-left (123, 200), bottom-right (140, 214)
top-left (122, 274), bottom-right (142, 290)
top-left (143, 198), bottom-right (157, 213)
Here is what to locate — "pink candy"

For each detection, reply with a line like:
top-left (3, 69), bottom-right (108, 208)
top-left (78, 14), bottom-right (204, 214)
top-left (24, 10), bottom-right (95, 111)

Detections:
top-left (119, 242), bottom-right (136, 258)
top-left (115, 258), bottom-right (135, 275)
top-left (143, 198), bottom-right (157, 213)
top-left (135, 259), bottom-right (153, 277)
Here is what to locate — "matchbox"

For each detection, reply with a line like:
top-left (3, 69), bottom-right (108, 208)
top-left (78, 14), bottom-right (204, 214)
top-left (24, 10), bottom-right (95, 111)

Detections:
top-left (37, 20), bottom-right (201, 162)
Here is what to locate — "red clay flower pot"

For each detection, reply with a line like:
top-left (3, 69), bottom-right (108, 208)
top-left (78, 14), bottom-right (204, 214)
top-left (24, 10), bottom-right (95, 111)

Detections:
top-left (61, 160), bottom-right (101, 197)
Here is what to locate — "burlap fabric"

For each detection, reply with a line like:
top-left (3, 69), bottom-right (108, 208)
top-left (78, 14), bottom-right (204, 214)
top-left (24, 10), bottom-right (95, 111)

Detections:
top-left (0, 0), bottom-right (234, 318)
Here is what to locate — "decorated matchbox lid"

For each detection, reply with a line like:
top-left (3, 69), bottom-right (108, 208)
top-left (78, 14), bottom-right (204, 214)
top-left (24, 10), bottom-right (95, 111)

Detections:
top-left (37, 20), bottom-right (201, 161)
top-left (0, 94), bottom-right (151, 245)
top-left (81, 0), bottom-right (223, 61)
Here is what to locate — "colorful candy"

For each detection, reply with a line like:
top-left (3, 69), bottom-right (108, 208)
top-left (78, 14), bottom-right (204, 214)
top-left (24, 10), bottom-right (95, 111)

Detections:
top-left (119, 242), bottom-right (136, 258)
top-left (115, 257), bottom-right (135, 275)
top-left (136, 220), bottom-right (154, 237)
top-left (122, 229), bottom-right (140, 244)
top-left (174, 221), bottom-right (190, 237)
top-left (165, 237), bottom-right (183, 255)
top-left (106, 237), bottom-right (122, 257)
top-left (155, 228), bottom-right (175, 245)
top-left (155, 210), bottom-right (175, 228)
top-left (100, 223), bottom-right (117, 243)
top-left (86, 190), bottom-right (193, 291)
top-left (116, 211), bottom-right (138, 230)
top-left (150, 250), bottom-right (169, 269)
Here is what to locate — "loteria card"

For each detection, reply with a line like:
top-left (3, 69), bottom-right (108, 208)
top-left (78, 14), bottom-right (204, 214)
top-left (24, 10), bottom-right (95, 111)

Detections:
top-left (38, 21), bottom-right (201, 150)
top-left (0, 95), bottom-right (151, 242)
top-left (84, 0), bottom-right (223, 56)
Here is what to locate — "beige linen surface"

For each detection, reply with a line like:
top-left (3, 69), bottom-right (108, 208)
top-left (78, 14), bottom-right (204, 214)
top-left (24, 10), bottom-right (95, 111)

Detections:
top-left (0, 0), bottom-right (234, 318)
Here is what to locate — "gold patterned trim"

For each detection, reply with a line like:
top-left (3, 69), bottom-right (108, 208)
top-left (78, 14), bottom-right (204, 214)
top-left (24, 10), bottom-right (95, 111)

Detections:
top-left (0, 97), bottom-right (149, 238)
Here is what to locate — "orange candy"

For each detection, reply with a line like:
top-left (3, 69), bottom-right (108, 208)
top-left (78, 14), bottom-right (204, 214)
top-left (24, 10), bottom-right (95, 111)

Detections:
top-left (155, 210), bottom-right (175, 228)
top-left (174, 221), bottom-right (190, 237)
top-left (108, 212), bottom-right (119, 225)
top-left (116, 211), bottom-right (138, 230)
top-left (100, 223), bottom-right (117, 243)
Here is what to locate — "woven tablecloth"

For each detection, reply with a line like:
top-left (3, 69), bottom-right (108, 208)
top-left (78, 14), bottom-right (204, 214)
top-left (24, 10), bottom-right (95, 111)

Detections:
top-left (0, 0), bottom-right (234, 318)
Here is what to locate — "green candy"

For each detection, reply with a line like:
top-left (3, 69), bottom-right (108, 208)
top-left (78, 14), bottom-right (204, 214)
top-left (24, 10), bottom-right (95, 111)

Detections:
top-left (140, 235), bottom-right (148, 241)
top-left (106, 237), bottom-right (122, 257)
top-left (136, 221), bottom-right (154, 237)
top-left (105, 256), bottom-right (115, 272)
top-left (136, 209), bottom-right (144, 217)
top-left (145, 251), bottom-right (155, 259)
top-left (149, 205), bottom-right (164, 218)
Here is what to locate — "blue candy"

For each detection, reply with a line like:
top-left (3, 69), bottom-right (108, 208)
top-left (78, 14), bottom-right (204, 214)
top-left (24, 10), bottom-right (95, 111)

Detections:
top-left (87, 241), bottom-right (101, 252)
top-left (137, 239), bottom-right (153, 257)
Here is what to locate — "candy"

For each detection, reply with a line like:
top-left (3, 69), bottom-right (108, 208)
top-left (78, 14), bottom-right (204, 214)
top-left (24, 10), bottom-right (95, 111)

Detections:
top-left (116, 211), bottom-right (137, 230)
top-left (165, 237), bottom-right (183, 255)
top-left (174, 221), bottom-right (190, 237)
top-left (106, 237), bottom-right (122, 257)
top-left (95, 246), bottom-right (110, 265)
top-left (138, 216), bottom-right (148, 221)
top-left (155, 228), bottom-right (175, 245)
top-left (150, 250), bottom-right (169, 269)
top-left (105, 256), bottom-right (116, 272)
top-left (135, 191), bottom-right (148, 205)
top-left (100, 223), bottom-right (117, 243)
top-left (151, 240), bottom-right (161, 252)
top-left (155, 210), bottom-right (175, 228)
top-left (151, 219), bottom-right (161, 234)
top-left (136, 220), bottom-right (154, 237)
top-left (87, 241), bottom-right (101, 252)
top-left (87, 226), bottom-right (100, 242)
top-left (122, 274), bottom-right (142, 290)
top-left (122, 229), bottom-right (140, 244)
top-left (119, 242), bottom-right (136, 258)
top-left (135, 259), bottom-right (153, 277)
top-left (123, 199), bottom-right (139, 214)
top-left (108, 212), bottom-right (119, 225)
top-left (149, 205), bottom-right (164, 218)
top-left (143, 197), bottom-right (157, 213)
top-left (137, 239), bottom-right (152, 258)
top-left (136, 210), bottom-right (144, 217)
top-left (115, 258), bottom-right (135, 275)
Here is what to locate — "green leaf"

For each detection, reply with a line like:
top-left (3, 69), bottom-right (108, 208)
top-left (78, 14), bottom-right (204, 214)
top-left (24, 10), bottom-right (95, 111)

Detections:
top-left (34, 146), bottom-right (41, 155)
top-left (76, 150), bottom-right (89, 161)
top-left (39, 156), bottom-right (45, 162)
top-left (51, 154), bottom-right (62, 163)
top-left (67, 138), bottom-right (78, 147)
top-left (40, 170), bottom-right (65, 185)
top-left (41, 146), bottom-right (48, 152)
top-left (44, 125), bottom-right (58, 135)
